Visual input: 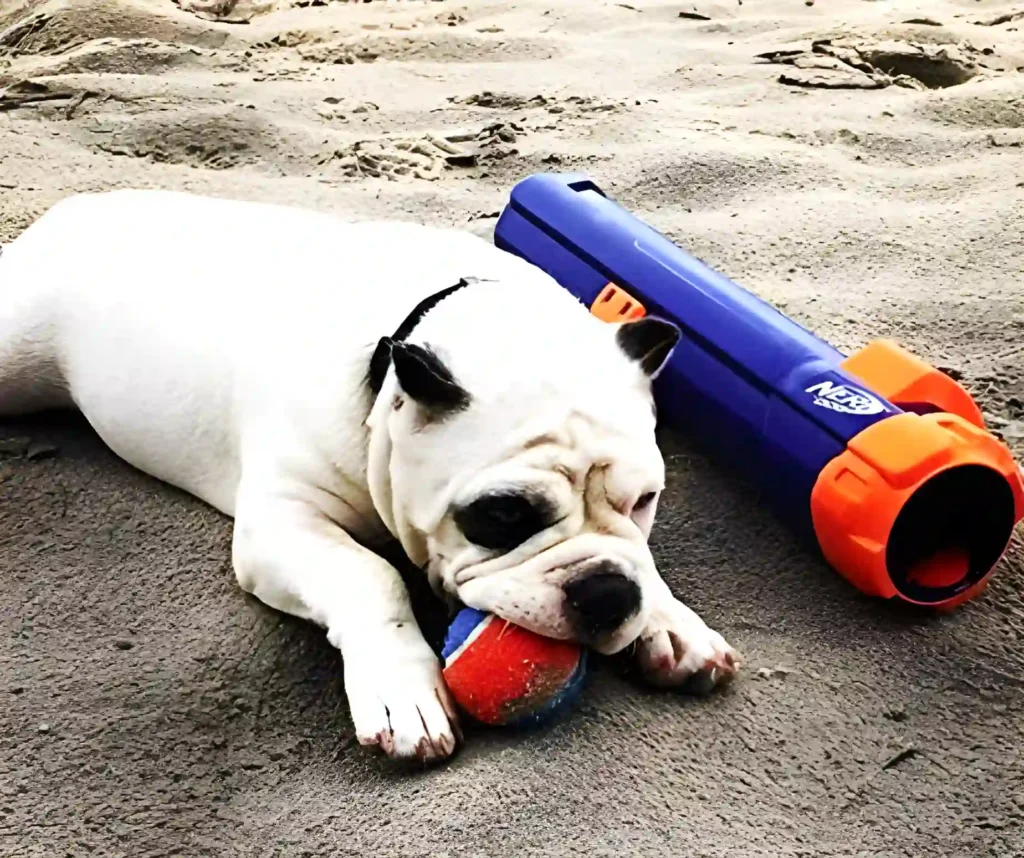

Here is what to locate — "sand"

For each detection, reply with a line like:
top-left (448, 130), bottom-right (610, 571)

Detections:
top-left (1, 0), bottom-right (1023, 855)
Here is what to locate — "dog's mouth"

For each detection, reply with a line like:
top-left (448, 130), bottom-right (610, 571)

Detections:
top-left (448, 540), bottom-right (651, 654)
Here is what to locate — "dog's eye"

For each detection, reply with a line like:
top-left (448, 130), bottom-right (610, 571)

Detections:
top-left (454, 491), bottom-right (554, 552)
top-left (634, 492), bottom-right (657, 511)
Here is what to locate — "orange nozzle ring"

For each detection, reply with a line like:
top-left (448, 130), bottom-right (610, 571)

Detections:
top-left (811, 411), bottom-right (1024, 607)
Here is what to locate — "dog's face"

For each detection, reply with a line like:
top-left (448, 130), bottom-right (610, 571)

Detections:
top-left (365, 289), bottom-right (680, 655)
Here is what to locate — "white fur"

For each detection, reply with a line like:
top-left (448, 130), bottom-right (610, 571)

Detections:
top-left (0, 190), bottom-right (739, 762)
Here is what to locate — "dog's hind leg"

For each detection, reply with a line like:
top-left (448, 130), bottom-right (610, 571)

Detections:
top-left (0, 247), bottom-right (70, 417)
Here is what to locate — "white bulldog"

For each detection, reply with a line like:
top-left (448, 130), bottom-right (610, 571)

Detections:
top-left (0, 190), bottom-right (739, 762)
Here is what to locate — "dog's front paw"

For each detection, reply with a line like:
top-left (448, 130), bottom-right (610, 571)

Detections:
top-left (635, 599), bottom-right (740, 693)
top-left (344, 653), bottom-right (461, 764)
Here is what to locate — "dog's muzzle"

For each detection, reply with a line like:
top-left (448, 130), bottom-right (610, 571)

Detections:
top-left (562, 558), bottom-right (643, 645)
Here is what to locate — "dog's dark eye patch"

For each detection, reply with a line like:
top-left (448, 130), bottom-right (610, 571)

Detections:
top-left (453, 489), bottom-right (558, 553)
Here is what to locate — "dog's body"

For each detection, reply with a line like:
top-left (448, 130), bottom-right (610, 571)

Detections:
top-left (0, 190), bottom-right (738, 762)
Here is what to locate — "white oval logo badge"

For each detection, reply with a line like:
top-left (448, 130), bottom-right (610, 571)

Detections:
top-left (805, 380), bottom-right (886, 416)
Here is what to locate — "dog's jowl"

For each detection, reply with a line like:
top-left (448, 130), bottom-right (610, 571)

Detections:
top-left (0, 190), bottom-right (739, 762)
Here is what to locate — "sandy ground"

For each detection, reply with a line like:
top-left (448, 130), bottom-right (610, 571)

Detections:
top-left (1, 0), bottom-right (1024, 855)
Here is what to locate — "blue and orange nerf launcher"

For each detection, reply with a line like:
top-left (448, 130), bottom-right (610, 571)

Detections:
top-left (493, 173), bottom-right (1024, 610)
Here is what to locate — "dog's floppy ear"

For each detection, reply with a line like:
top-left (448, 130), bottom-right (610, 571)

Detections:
top-left (615, 317), bottom-right (681, 379)
top-left (390, 340), bottom-right (472, 416)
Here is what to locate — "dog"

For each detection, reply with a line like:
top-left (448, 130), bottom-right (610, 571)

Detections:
top-left (0, 189), bottom-right (740, 762)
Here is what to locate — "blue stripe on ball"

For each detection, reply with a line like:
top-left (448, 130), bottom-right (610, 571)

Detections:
top-left (441, 607), bottom-right (490, 662)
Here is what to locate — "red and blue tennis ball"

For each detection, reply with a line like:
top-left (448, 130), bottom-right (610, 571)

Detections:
top-left (441, 607), bottom-right (588, 728)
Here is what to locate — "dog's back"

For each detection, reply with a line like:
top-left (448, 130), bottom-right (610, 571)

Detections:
top-left (0, 189), bottom-right (567, 514)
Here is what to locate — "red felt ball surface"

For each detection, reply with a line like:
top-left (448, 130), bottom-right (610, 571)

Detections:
top-left (442, 611), bottom-right (584, 727)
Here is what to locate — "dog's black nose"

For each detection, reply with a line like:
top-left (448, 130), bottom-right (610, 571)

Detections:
top-left (563, 562), bottom-right (642, 641)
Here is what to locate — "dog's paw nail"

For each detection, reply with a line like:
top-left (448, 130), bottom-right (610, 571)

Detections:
top-left (700, 662), bottom-right (724, 687)
top-left (359, 728), bottom-right (396, 756)
top-left (415, 737), bottom-right (434, 761)
top-left (413, 730), bottom-right (456, 763)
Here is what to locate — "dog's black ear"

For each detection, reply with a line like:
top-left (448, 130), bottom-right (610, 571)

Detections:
top-left (615, 317), bottom-right (681, 379)
top-left (391, 341), bottom-right (472, 416)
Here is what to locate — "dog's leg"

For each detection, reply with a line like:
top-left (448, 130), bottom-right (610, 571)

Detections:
top-left (232, 489), bottom-right (460, 763)
top-left (634, 577), bottom-right (740, 691)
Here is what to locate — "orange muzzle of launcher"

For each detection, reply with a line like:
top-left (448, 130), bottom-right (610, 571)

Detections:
top-left (811, 340), bottom-right (1024, 609)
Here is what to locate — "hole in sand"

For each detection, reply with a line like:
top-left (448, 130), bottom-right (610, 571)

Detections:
top-left (856, 44), bottom-right (978, 89)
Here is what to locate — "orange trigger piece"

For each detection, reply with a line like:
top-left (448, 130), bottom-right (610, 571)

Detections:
top-left (591, 283), bottom-right (646, 323)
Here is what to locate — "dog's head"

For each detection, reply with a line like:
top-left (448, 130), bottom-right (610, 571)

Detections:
top-left (365, 276), bottom-right (680, 655)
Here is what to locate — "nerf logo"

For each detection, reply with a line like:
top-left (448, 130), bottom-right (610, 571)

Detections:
top-left (805, 380), bottom-right (886, 416)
